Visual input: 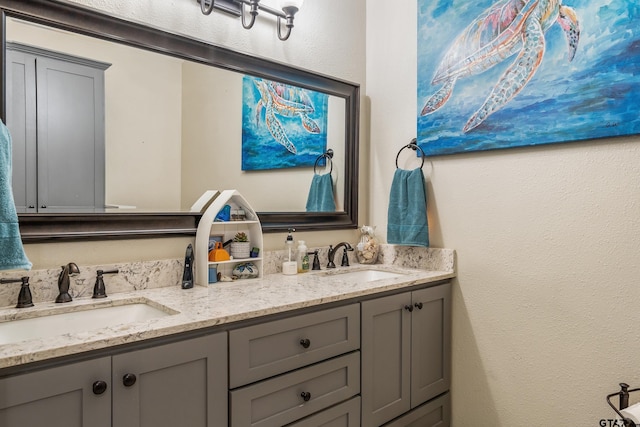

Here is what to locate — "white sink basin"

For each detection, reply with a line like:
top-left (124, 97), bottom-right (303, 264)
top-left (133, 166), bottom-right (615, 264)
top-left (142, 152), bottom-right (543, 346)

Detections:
top-left (321, 268), bottom-right (406, 282)
top-left (0, 301), bottom-right (176, 345)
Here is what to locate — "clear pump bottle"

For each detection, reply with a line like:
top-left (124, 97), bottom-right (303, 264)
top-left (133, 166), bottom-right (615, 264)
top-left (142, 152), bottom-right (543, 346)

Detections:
top-left (297, 240), bottom-right (309, 273)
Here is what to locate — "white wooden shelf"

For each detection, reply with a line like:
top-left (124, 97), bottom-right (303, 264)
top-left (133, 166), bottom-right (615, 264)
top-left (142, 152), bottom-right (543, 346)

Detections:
top-left (208, 257), bottom-right (263, 267)
top-left (195, 190), bottom-right (264, 286)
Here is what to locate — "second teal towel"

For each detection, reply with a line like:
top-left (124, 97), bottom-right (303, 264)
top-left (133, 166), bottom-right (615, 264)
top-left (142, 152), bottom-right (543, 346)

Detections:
top-left (387, 168), bottom-right (429, 247)
top-left (306, 173), bottom-right (336, 212)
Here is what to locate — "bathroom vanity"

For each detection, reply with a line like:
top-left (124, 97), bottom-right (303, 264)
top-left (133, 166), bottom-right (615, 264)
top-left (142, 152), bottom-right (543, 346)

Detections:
top-left (0, 264), bottom-right (453, 427)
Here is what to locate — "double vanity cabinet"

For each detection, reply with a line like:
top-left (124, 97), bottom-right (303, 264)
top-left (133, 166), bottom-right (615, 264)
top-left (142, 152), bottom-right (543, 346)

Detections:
top-left (0, 280), bottom-right (451, 427)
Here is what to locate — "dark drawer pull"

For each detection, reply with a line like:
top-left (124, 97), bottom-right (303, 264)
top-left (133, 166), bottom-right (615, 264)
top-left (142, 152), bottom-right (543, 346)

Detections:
top-left (92, 380), bottom-right (108, 395)
top-left (123, 373), bottom-right (137, 387)
top-left (300, 391), bottom-right (311, 402)
top-left (404, 304), bottom-right (414, 312)
top-left (414, 302), bottom-right (423, 310)
top-left (299, 338), bottom-right (311, 349)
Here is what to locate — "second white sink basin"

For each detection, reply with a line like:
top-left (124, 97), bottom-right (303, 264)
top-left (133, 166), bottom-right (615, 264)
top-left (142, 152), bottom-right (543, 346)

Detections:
top-left (0, 301), bottom-right (176, 345)
top-left (320, 268), bottom-right (406, 282)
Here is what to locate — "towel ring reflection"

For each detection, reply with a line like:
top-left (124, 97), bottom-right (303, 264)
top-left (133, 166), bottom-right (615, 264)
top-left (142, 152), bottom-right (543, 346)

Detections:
top-left (314, 149), bottom-right (334, 175)
top-left (395, 138), bottom-right (425, 169)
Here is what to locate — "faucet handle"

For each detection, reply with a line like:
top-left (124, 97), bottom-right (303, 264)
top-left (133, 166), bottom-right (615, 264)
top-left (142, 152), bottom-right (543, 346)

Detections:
top-left (93, 269), bottom-right (118, 299)
top-left (0, 276), bottom-right (24, 285)
top-left (1, 277), bottom-right (33, 308)
top-left (309, 250), bottom-right (321, 270)
top-left (16, 277), bottom-right (34, 308)
top-left (341, 247), bottom-right (354, 267)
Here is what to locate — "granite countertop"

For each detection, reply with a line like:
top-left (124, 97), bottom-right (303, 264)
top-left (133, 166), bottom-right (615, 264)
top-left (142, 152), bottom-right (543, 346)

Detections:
top-left (0, 264), bottom-right (455, 371)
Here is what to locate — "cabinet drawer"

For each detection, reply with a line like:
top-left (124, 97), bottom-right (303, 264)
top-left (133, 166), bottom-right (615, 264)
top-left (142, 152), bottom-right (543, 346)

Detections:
top-left (229, 304), bottom-right (359, 387)
top-left (382, 393), bottom-right (450, 427)
top-left (230, 351), bottom-right (360, 427)
top-left (287, 396), bottom-right (361, 427)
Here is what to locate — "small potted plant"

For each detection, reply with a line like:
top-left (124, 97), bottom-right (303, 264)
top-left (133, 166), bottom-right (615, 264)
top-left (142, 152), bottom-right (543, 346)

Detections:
top-left (230, 232), bottom-right (251, 259)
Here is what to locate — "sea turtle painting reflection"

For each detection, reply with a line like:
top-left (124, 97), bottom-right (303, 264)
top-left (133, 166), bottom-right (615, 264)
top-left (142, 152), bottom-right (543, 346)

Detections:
top-left (420, 0), bottom-right (580, 132)
top-left (253, 78), bottom-right (321, 154)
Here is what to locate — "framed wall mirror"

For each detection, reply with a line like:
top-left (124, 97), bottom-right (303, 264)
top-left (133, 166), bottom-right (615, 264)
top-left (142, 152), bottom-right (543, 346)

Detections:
top-left (0, 0), bottom-right (359, 241)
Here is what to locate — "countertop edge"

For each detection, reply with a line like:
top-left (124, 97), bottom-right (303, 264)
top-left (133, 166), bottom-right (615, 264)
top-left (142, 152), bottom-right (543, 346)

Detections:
top-left (0, 268), bottom-right (455, 371)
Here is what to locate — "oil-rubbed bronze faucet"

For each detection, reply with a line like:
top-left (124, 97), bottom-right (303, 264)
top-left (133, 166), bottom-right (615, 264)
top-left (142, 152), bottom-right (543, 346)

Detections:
top-left (327, 242), bottom-right (353, 269)
top-left (56, 262), bottom-right (80, 303)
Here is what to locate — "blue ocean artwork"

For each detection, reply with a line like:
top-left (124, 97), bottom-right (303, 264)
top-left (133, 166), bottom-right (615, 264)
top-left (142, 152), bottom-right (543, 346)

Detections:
top-left (417, 0), bottom-right (640, 156)
top-left (242, 76), bottom-right (329, 170)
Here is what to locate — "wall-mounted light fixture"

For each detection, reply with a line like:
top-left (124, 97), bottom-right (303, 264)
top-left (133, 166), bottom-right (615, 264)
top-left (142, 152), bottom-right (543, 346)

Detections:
top-left (198, 0), bottom-right (304, 41)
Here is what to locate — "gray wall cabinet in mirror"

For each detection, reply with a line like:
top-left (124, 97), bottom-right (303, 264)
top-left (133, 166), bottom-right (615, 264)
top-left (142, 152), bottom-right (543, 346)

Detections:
top-left (0, 0), bottom-right (359, 241)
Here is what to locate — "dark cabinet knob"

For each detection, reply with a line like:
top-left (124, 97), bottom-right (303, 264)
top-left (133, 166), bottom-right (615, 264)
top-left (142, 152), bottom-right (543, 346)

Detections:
top-left (92, 380), bottom-right (108, 395)
top-left (299, 338), bottom-right (311, 349)
top-left (414, 302), bottom-right (423, 310)
top-left (300, 391), bottom-right (311, 402)
top-left (122, 373), bottom-right (137, 387)
top-left (404, 304), bottom-right (414, 312)
top-left (40, 205), bottom-right (47, 209)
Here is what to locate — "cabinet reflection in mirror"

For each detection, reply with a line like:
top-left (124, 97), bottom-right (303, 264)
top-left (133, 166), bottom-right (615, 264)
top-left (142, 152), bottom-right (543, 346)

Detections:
top-left (6, 18), bottom-right (345, 214)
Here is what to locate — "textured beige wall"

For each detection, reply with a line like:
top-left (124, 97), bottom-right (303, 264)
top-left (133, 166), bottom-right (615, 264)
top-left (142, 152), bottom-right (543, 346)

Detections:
top-left (367, 0), bottom-right (640, 425)
top-left (21, 0), bottom-right (367, 268)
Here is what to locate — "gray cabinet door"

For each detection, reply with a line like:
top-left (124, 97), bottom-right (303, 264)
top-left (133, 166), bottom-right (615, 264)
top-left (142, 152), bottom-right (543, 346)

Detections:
top-left (6, 48), bottom-right (37, 213)
top-left (5, 43), bottom-right (107, 213)
top-left (35, 55), bottom-right (106, 212)
top-left (112, 332), bottom-right (227, 427)
top-left (362, 283), bottom-right (452, 426)
top-left (411, 284), bottom-right (451, 407)
top-left (0, 357), bottom-right (111, 427)
top-left (361, 292), bottom-right (412, 426)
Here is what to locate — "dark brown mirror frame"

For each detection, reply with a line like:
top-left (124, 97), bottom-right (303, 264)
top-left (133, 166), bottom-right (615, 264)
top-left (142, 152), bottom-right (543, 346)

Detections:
top-left (0, 0), bottom-right (359, 242)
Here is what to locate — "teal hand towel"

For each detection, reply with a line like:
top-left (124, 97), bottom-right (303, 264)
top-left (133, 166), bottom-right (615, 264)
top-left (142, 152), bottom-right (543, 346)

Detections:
top-left (0, 120), bottom-right (32, 271)
top-left (306, 173), bottom-right (336, 212)
top-left (387, 168), bottom-right (429, 247)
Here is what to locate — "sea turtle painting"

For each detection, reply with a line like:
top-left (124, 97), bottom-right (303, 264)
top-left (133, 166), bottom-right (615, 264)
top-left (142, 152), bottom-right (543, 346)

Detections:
top-left (420, 0), bottom-right (580, 133)
top-left (253, 78), bottom-right (321, 154)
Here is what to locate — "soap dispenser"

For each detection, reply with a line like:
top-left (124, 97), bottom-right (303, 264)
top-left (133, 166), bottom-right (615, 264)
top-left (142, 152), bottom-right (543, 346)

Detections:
top-left (182, 244), bottom-right (194, 289)
top-left (297, 240), bottom-right (309, 273)
top-left (282, 228), bottom-right (297, 275)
